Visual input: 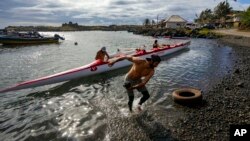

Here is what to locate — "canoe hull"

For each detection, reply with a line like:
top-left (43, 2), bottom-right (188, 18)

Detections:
top-left (0, 36), bottom-right (59, 45)
top-left (0, 41), bottom-right (190, 93)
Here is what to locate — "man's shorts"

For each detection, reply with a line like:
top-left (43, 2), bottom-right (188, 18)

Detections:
top-left (124, 76), bottom-right (148, 96)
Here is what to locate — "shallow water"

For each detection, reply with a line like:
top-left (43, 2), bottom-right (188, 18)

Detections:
top-left (0, 31), bottom-right (234, 140)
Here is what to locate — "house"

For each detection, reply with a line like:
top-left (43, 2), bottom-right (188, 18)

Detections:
top-left (185, 22), bottom-right (200, 29)
top-left (225, 11), bottom-right (242, 28)
top-left (164, 15), bottom-right (187, 29)
top-left (213, 10), bottom-right (243, 28)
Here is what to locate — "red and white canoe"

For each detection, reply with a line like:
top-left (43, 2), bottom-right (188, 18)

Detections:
top-left (0, 41), bottom-right (190, 93)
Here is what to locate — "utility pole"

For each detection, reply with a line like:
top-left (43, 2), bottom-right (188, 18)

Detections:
top-left (156, 14), bottom-right (159, 28)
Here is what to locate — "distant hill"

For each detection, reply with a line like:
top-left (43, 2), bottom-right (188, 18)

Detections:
top-left (5, 22), bottom-right (142, 32)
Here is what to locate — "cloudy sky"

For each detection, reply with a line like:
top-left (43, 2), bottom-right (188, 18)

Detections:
top-left (0, 0), bottom-right (249, 28)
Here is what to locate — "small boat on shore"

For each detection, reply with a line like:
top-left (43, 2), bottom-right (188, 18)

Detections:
top-left (153, 36), bottom-right (190, 40)
top-left (153, 36), bottom-right (172, 39)
top-left (171, 36), bottom-right (190, 40)
top-left (0, 41), bottom-right (190, 93)
top-left (0, 32), bottom-right (65, 45)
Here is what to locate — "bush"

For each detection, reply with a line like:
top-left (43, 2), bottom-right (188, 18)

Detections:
top-left (239, 6), bottom-right (250, 30)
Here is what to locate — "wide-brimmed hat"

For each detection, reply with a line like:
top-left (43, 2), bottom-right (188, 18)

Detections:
top-left (146, 54), bottom-right (161, 62)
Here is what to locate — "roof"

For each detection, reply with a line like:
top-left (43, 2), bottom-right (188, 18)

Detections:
top-left (165, 15), bottom-right (187, 23)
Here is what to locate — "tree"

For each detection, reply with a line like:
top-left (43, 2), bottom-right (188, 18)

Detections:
top-left (143, 18), bottom-right (151, 27)
top-left (152, 20), bottom-right (156, 25)
top-left (214, 1), bottom-right (232, 19)
top-left (195, 9), bottom-right (214, 24)
top-left (240, 6), bottom-right (250, 29)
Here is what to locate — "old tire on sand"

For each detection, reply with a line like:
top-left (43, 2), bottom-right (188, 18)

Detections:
top-left (172, 88), bottom-right (202, 104)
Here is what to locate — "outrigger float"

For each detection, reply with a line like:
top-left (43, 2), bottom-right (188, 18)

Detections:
top-left (0, 41), bottom-right (190, 93)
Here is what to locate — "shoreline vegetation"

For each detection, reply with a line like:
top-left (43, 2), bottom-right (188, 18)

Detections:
top-left (3, 24), bottom-right (141, 32)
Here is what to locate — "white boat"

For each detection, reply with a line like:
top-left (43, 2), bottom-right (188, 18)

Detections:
top-left (0, 41), bottom-right (190, 93)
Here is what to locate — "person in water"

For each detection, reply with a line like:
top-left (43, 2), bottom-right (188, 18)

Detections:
top-left (153, 40), bottom-right (161, 48)
top-left (95, 47), bottom-right (110, 62)
top-left (108, 54), bottom-right (161, 112)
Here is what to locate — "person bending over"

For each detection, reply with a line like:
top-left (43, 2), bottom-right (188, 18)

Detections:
top-left (109, 54), bottom-right (161, 112)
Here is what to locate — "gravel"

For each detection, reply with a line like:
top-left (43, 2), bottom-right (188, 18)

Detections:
top-left (167, 45), bottom-right (250, 141)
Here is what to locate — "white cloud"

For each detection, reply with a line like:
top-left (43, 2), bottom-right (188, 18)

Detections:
top-left (0, 0), bottom-right (249, 28)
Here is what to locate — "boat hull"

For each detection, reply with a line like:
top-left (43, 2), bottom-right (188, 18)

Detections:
top-left (0, 41), bottom-right (190, 93)
top-left (0, 36), bottom-right (59, 45)
top-left (171, 37), bottom-right (190, 40)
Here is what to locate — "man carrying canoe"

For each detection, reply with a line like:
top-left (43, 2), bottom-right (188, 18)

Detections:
top-left (108, 54), bottom-right (161, 112)
top-left (95, 47), bottom-right (110, 62)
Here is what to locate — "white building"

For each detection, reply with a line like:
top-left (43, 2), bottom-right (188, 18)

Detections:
top-left (186, 23), bottom-right (200, 29)
top-left (164, 15), bottom-right (187, 29)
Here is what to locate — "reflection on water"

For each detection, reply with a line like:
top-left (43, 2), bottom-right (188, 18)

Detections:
top-left (0, 31), bottom-right (234, 140)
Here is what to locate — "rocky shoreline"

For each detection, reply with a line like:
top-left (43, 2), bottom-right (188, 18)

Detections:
top-left (109, 30), bottom-right (250, 141)
top-left (219, 35), bottom-right (250, 48)
top-left (108, 39), bottom-right (250, 141)
top-left (168, 45), bottom-right (250, 140)
top-left (130, 27), bottom-right (220, 39)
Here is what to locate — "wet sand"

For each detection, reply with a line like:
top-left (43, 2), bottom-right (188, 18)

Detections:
top-left (214, 29), bottom-right (250, 47)
top-left (214, 29), bottom-right (250, 37)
